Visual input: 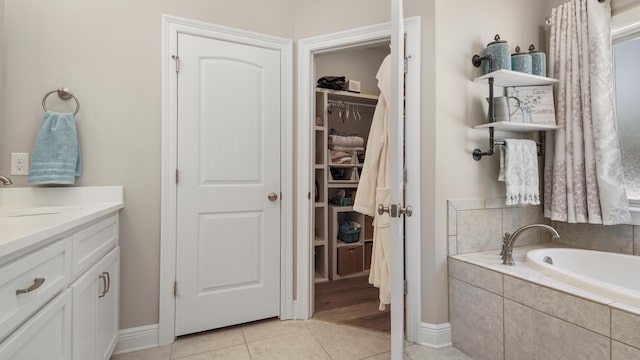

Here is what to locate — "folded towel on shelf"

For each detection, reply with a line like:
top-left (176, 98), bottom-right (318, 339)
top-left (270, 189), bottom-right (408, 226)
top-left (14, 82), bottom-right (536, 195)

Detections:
top-left (330, 150), bottom-right (353, 164)
top-left (330, 145), bottom-right (365, 152)
top-left (499, 139), bottom-right (539, 206)
top-left (28, 111), bottom-right (81, 185)
top-left (329, 134), bottom-right (365, 148)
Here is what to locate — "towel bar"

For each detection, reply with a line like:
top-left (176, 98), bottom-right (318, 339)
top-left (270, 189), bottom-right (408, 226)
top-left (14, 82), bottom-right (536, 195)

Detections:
top-left (473, 131), bottom-right (546, 161)
top-left (42, 87), bottom-right (80, 115)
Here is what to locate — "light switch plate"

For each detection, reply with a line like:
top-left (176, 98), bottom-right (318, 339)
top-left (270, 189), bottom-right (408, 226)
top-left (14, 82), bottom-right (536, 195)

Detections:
top-left (10, 152), bottom-right (29, 175)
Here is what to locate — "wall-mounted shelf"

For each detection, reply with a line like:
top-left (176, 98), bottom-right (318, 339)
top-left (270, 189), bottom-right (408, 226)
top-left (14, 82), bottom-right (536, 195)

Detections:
top-left (474, 121), bottom-right (560, 132)
top-left (473, 69), bottom-right (559, 87)
top-left (470, 56), bottom-right (560, 161)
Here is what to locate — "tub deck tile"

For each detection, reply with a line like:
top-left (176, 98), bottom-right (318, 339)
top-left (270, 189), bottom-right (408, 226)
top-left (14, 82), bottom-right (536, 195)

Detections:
top-left (612, 341), bottom-right (640, 360)
top-left (504, 275), bottom-right (610, 336)
top-left (612, 308), bottom-right (640, 350)
top-left (504, 300), bottom-right (610, 360)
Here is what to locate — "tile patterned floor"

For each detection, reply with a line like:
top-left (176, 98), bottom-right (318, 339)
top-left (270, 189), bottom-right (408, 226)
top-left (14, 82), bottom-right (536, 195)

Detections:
top-left (111, 319), bottom-right (472, 360)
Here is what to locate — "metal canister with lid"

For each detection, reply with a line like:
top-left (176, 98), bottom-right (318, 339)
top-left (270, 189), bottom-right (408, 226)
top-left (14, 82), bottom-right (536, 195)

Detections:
top-left (528, 44), bottom-right (547, 77)
top-left (483, 34), bottom-right (511, 74)
top-left (511, 46), bottom-right (532, 74)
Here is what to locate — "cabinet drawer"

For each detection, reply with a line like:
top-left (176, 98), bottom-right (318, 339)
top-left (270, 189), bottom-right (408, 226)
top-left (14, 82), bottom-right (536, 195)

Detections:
top-left (0, 238), bottom-right (72, 341)
top-left (73, 214), bottom-right (118, 278)
top-left (337, 245), bottom-right (363, 276)
top-left (0, 289), bottom-right (72, 359)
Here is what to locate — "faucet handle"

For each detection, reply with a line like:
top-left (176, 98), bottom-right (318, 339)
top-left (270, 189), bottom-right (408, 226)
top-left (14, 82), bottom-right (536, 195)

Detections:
top-left (500, 232), bottom-right (511, 257)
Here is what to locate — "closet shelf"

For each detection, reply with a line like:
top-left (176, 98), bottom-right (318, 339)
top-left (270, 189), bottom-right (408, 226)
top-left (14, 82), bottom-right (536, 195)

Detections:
top-left (474, 121), bottom-right (560, 132)
top-left (328, 163), bottom-right (363, 168)
top-left (473, 69), bottom-right (559, 87)
top-left (327, 183), bottom-right (358, 189)
top-left (316, 88), bottom-right (379, 104)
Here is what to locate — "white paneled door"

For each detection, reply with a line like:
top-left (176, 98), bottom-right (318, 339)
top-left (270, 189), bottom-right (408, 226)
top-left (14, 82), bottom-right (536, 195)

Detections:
top-left (175, 33), bottom-right (282, 336)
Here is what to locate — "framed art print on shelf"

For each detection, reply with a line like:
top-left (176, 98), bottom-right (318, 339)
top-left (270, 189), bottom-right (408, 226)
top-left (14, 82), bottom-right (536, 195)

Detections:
top-left (506, 85), bottom-right (556, 125)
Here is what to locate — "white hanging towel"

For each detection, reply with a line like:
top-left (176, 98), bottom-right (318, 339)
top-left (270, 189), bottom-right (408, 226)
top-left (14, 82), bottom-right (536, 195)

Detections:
top-left (499, 139), bottom-right (540, 206)
top-left (353, 54), bottom-right (391, 310)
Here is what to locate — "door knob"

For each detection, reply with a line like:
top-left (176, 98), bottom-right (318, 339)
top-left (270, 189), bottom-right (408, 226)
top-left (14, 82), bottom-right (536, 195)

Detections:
top-left (378, 204), bottom-right (412, 217)
top-left (268, 192), bottom-right (278, 201)
top-left (399, 205), bottom-right (413, 217)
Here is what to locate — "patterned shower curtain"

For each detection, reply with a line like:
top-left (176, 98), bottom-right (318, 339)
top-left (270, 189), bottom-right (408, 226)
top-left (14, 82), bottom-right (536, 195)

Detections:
top-left (544, 0), bottom-right (631, 225)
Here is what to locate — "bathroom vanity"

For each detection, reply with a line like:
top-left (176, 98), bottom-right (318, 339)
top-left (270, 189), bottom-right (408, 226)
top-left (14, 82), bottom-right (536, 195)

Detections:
top-left (0, 186), bottom-right (124, 360)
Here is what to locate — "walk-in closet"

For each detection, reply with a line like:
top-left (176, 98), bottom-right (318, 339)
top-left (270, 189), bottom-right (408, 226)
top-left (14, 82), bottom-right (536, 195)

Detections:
top-left (311, 42), bottom-right (391, 333)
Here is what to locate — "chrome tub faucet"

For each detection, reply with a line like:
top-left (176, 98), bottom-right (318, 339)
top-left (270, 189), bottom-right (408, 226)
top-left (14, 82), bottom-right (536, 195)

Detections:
top-left (0, 175), bottom-right (13, 185)
top-left (501, 224), bottom-right (560, 266)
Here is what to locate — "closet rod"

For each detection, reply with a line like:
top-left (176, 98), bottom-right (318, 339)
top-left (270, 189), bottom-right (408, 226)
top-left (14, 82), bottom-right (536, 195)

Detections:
top-left (327, 100), bottom-right (376, 108)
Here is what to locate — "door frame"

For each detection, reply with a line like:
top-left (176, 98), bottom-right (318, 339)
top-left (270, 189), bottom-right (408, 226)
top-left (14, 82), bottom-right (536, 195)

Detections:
top-left (159, 15), bottom-right (293, 345)
top-left (296, 17), bottom-right (422, 342)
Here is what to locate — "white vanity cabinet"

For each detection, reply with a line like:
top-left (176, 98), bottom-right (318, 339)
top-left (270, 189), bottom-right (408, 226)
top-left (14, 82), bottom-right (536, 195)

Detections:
top-left (0, 211), bottom-right (120, 360)
top-left (71, 246), bottom-right (119, 360)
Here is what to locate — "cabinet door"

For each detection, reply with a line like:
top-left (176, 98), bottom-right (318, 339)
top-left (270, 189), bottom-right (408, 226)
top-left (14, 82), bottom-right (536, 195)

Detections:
top-left (0, 289), bottom-right (72, 360)
top-left (71, 247), bottom-right (120, 360)
top-left (96, 248), bottom-right (119, 360)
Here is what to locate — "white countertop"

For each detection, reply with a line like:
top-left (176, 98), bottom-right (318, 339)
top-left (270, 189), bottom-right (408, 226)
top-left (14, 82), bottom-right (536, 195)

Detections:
top-left (0, 186), bottom-right (124, 260)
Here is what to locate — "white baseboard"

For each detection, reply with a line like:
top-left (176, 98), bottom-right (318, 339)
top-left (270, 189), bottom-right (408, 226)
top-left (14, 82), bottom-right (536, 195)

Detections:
top-left (417, 322), bottom-right (452, 349)
top-left (112, 324), bottom-right (160, 355)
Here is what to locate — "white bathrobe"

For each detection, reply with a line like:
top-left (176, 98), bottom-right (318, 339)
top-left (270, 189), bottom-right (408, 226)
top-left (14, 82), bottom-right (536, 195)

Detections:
top-left (353, 54), bottom-right (391, 310)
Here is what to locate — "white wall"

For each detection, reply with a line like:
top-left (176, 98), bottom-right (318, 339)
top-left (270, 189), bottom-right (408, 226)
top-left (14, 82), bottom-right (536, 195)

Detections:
top-left (431, 0), bottom-right (549, 323)
top-left (0, 0), bottom-right (295, 330)
top-left (315, 45), bottom-right (389, 94)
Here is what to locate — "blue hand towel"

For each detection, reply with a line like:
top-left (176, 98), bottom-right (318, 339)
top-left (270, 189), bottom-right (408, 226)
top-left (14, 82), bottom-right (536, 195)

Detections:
top-left (28, 111), bottom-right (81, 185)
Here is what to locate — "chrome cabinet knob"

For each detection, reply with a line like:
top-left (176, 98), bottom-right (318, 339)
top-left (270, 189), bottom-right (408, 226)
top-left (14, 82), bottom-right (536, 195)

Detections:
top-left (268, 193), bottom-right (278, 201)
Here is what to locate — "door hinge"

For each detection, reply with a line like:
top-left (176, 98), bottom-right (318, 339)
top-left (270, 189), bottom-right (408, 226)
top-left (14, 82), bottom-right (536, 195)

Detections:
top-left (172, 54), bottom-right (180, 73)
top-left (173, 281), bottom-right (177, 296)
top-left (404, 280), bottom-right (408, 295)
top-left (175, 169), bottom-right (179, 184)
top-left (404, 55), bottom-right (411, 74)
top-left (308, 192), bottom-right (311, 200)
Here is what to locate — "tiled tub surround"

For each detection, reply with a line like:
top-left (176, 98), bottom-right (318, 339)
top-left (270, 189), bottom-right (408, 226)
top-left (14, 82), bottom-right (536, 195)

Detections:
top-left (449, 244), bottom-right (640, 360)
top-left (447, 199), bottom-right (551, 256)
top-left (447, 199), bottom-right (640, 256)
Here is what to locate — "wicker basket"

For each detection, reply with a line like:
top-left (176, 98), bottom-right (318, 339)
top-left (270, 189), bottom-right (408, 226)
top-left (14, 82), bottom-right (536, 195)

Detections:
top-left (330, 197), bottom-right (352, 206)
top-left (338, 228), bottom-right (361, 243)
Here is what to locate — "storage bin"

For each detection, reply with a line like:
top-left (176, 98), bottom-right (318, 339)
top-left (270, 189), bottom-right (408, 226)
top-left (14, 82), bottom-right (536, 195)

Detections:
top-left (337, 245), bottom-right (364, 276)
top-left (338, 221), bottom-right (361, 243)
top-left (330, 197), bottom-right (352, 206)
top-left (338, 228), bottom-right (360, 243)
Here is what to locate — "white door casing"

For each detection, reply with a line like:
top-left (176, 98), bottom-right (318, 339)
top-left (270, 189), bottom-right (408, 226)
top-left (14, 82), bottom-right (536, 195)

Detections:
top-left (296, 17), bottom-right (421, 345)
top-left (175, 33), bottom-right (281, 336)
top-left (160, 16), bottom-right (293, 344)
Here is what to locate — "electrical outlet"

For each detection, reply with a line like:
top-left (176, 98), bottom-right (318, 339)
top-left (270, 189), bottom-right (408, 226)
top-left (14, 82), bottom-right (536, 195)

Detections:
top-left (10, 152), bottom-right (29, 176)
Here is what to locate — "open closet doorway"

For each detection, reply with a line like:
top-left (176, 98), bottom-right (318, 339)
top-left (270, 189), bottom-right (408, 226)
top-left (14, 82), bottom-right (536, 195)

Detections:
top-left (297, 17), bottom-right (422, 348)
top-left (311, 42), bottom-right (391, 333)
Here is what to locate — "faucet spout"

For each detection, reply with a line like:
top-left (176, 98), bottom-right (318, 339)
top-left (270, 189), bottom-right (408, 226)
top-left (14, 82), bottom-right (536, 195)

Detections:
top-left (0, 175), bottom-right (13, 185)
top-left (502, 224), bottom-right (560, 266)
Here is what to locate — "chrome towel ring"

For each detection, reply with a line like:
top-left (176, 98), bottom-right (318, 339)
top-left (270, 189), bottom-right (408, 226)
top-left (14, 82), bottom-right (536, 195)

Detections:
top-left (42, 87), bottom-right (80, 115)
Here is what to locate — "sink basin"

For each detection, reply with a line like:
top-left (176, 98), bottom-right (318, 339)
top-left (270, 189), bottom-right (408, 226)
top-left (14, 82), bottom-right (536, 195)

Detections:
top-left (0, 206), bottom-right (81, 218)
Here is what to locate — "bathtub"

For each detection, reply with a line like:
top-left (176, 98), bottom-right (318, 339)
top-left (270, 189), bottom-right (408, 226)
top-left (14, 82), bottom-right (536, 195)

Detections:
top-left (526, 248), bottom-right (640, 308)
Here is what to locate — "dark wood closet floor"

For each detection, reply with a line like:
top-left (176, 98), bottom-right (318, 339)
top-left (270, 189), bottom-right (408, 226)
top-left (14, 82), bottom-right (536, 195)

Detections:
top-left (313, 276), bottom-right (390, 333)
